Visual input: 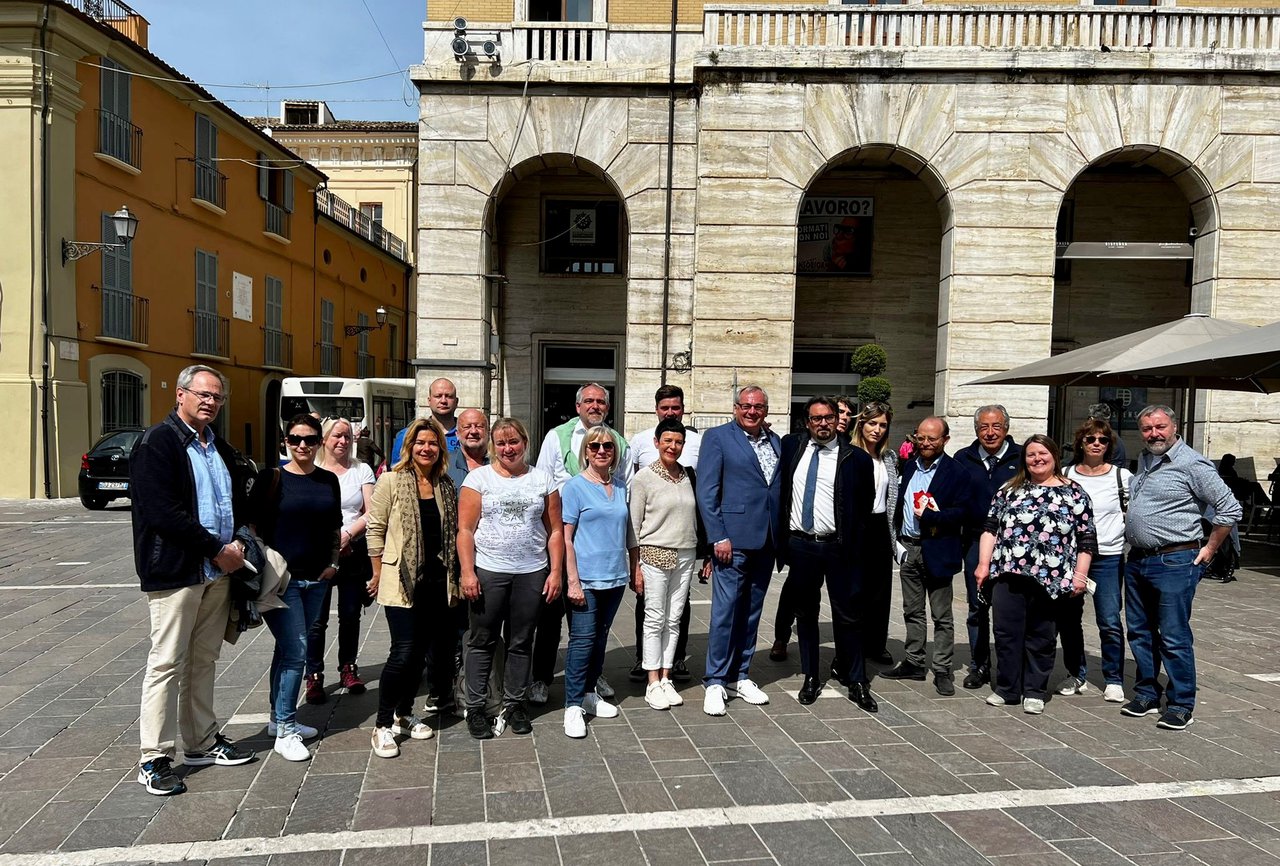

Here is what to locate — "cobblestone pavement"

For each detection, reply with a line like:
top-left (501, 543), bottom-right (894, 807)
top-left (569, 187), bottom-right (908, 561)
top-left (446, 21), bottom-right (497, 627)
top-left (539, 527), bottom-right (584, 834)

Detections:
top-left (0, 499), bottom-right (1277, 866)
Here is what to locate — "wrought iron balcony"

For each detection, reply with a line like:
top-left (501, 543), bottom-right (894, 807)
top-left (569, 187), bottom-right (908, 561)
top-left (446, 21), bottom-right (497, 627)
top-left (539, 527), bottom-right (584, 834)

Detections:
top-left (96, 109), bottom-right (142, 170)
top-left (194, 161), bottom-right (227, 210)
top-left (384, 358), bottom-right (411, 379)
top-left (265, 202), bottom-right (291, 240)
top-left (356, 351), bottom-right (375, 379)
top-left (97, 286), bottom-right (148, 344)
top-left (191, 309), bottom-right (229, 358)
top-left (319, 343), bottom-right (342, 376)
top-left (263, 327), bottom-right (293, 370)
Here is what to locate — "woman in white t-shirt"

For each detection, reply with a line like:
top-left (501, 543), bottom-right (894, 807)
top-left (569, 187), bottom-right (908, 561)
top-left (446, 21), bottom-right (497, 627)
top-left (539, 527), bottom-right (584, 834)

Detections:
top-left (307, 418), bottom-right (377, 702)
top-left (458, 417), bottom-right (564, 740)
top-left (1059, 418), bottom-right (1133, 704)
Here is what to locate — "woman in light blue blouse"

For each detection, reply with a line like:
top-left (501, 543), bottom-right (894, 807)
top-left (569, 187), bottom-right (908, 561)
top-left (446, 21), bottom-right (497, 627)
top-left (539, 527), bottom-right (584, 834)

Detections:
top-left (561, 425), bottom-right (638, 739)
top-left (974, 434), bottom-right (1096, 715)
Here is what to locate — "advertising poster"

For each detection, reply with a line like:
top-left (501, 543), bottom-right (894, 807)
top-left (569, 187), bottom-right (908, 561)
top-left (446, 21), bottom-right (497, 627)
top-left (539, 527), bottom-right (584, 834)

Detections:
top-left (797, 196), bottom-right (875, 275)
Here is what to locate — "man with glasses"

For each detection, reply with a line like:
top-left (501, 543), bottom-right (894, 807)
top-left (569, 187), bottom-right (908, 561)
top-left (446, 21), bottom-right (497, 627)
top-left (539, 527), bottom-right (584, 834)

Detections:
top-left (130, 365), bottom-right (255, 795)
top-left (883, 416), bottom-right (977, 696)
top-left (696, 385), bottom-right (782, 715)
top-left (953, 405), bottom-right (1022, 690)
top-left (777, 397), bottom-right (879, 711)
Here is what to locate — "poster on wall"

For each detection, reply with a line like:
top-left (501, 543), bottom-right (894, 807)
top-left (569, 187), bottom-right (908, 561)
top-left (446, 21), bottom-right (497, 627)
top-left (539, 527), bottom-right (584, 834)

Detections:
top-left (569, 208), bottom-right (596, 245)
top-left (232, 272), bottom-right (253, 322)
top-left (797, 196), bottom-right (874, 275)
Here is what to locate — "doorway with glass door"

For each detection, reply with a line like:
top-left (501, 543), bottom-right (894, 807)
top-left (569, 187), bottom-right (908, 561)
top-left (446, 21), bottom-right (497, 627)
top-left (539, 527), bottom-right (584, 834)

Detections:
top-left (535, 341), bottom-right (622, 454)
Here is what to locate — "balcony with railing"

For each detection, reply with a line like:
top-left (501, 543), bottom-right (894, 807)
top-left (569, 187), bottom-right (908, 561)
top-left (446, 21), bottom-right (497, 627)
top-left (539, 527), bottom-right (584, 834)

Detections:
top-left (191, 309), bottom-right (229, 358)
top-left (384, 358), bottom-right (411, 379)
top-left (319, 343), bottom-right (342, 376)
top-left (65, 0), bottom-right (150, 46)
top-left (194, 161), bottom-right (227, 211)
top-left (263, 327), bottom-right (293, 370)
top-left (356, 351), bottom-right (375, 379)
top-left (265, 202), bottom-right (291, 241)
top-left (97, 286), bottom-right (148, 344)
top-left (316, 190), bottom-right (408, 262)
top-left (96, 109), bottom-right (142, 172)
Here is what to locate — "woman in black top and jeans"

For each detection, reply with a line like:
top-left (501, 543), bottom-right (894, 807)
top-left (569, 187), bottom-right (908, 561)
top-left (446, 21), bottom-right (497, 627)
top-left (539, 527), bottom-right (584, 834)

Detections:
top-left (249, 413), bottom-right (342, 762)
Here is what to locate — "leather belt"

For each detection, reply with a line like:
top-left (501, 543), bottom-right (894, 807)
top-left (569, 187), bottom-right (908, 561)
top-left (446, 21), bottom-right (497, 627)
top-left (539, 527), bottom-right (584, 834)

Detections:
top-left (1129, 541), bottom-right (1199, 561)
top-left (897, 535), bottom-right (921, 545)
top-left (793, 530), bottom-right (836, 543)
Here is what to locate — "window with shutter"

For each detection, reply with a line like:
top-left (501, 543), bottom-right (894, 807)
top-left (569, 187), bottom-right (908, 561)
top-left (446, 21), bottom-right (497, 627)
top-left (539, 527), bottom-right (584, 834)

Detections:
top-left (100, 212), bottom-right (133, 340)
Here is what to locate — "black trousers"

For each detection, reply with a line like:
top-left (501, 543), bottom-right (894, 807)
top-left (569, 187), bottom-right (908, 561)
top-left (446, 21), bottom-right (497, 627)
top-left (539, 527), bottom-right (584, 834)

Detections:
top-left (633, 586), bottom-right (692, 664)
top-left (531, 592), bottom-right (566, 685)
top-left (376, 578), bottom-right (455, 727)
top-left (991, 576), bottom-right (1057, 702)
top-left (860, 514), bottom-right (893, 656)
top-left (788, 537), bottom-right (867, 685)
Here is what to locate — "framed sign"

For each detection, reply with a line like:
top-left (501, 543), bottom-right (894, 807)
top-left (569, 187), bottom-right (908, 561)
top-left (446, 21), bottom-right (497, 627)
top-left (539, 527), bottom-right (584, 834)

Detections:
top-left (797, 196), bottom-right (874, 275)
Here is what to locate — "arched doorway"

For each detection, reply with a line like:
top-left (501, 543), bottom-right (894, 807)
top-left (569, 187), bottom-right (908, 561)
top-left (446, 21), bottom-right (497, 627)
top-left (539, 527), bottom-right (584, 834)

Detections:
top-left (794, 145), bottom-right (948, 438)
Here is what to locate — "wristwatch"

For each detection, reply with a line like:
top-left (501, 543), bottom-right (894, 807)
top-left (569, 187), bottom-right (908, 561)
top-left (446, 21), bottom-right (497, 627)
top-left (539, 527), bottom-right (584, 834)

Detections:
top-left (329, 562), bottom-right (340, 570)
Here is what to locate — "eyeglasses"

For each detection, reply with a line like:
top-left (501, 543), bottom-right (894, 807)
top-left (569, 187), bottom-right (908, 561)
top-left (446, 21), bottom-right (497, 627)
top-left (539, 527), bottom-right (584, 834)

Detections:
top-left (587, 441), bottom-right (615, 452)
top-left (736, 402), bottom-right (767, 413)
top-left (286, 434), bottom-right (321, 447)
top-left (808, 414), bottom-right (836, 424)
top-left (1083, 435), bottom-right (1111, 445)
top-left (917, 436), bottom-right (945, 445)
top-left (183, 389), bottom-right (226, 405)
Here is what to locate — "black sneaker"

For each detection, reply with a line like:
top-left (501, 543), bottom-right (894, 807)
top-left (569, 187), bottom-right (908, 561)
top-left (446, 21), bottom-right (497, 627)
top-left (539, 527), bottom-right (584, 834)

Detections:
top-left (1156, 707), bottom-right (1194, 730)
top-left (671, 659), bottom-right (692, 683)
top-left (1120, 696), bottom-right (1161, 717)
top-left (962, 667), bottom-right (990, 690)
top-left (466, 709), bottom-right (494, 740)
top-left (880, 660), bottom-right (927, 681)
top-left (184, 734), bottom-right (254, 767)
top-left (137, 757), bottom-right (186, 796)
top-left (934, 672), bottom-right (956, 697)
top-left (628, 660), bottom-right (646, 682)
top-left (508, 705), bottom-right (533, 735)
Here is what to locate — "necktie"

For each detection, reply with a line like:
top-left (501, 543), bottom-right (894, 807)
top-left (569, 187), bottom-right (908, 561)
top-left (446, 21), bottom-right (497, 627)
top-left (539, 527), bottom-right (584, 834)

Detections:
top-left (801, 442), bottom-right (821, 533)
top-left (986, 455), bottom-right (998, 472)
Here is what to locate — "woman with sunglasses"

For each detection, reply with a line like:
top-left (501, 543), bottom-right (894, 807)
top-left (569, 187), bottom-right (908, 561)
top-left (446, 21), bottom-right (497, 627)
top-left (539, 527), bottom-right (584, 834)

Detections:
top-left (458, 417), bottom-right (563, 739)
top-left (1059, 418), bottom-right (1133, 703)
top-left (365, 417), bottom-right (459, 758)
top-left (852, 401), bottom-right (899, 667)
top-left (303, 418), bottom-right (375, 705)
top-left (561, 425), bottom-right (638, 738)
top-left (249, 414), bottom-right (342, 761)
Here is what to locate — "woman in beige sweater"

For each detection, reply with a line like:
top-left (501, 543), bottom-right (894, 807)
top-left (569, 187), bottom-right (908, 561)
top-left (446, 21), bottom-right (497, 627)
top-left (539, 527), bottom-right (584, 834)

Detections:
top-left (629, 418), bottom-right (710, 710)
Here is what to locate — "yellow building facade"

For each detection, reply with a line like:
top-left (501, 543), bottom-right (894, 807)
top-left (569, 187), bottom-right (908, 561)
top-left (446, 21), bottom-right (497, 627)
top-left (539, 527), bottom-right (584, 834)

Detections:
top-left (0, 0), bottom-right (413, 498)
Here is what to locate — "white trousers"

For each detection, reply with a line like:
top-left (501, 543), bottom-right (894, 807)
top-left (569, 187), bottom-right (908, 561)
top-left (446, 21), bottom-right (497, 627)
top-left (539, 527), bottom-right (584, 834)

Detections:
top-left (640, 548), bottom-right (697, 671)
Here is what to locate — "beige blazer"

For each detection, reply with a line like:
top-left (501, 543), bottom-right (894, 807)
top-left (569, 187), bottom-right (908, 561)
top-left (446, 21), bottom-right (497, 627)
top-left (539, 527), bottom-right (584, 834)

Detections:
top-left (366, 470), bottom-right (460, 608)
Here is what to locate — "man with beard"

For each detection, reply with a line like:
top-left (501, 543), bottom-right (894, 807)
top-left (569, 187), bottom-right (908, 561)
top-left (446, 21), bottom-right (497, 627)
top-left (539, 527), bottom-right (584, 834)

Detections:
top-left (1121, 405), bottom-right (1240, 731)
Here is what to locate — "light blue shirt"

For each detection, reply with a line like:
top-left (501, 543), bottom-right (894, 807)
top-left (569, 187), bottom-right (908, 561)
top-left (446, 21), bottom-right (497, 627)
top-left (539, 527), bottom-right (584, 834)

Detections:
top-left (900, 457), bottom-right (940, 540)
top-left (561, 474), bottom-right (633, 589)
top-left (184, 421), bottom-right (234, 581)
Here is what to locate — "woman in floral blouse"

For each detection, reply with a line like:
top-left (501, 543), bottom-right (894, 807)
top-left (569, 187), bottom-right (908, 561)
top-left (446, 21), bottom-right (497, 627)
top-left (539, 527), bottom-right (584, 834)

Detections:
top-left (974, 434), bottom-right (1096, 715)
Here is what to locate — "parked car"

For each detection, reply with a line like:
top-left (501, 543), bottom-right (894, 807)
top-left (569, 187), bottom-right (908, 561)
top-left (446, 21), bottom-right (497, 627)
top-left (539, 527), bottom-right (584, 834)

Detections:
top-left (78, 427), bottom-right (257, 510)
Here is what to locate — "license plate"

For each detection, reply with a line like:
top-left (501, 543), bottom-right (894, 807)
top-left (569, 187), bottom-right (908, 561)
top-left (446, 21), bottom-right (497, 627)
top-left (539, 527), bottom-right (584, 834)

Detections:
top-left (97, 481), bottom-right (128, 491)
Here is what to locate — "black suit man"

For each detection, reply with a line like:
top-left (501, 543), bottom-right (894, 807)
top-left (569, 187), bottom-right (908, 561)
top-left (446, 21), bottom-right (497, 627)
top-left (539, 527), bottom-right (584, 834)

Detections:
top-left (883, 416), bottom-right (977, 696)
top-left (778, 397), bottom-right (878, 711)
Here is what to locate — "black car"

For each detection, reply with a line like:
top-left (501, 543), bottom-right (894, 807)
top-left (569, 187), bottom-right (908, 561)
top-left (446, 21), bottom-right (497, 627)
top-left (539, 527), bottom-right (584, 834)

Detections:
top-left (78, 427), bottom-right (257, 510)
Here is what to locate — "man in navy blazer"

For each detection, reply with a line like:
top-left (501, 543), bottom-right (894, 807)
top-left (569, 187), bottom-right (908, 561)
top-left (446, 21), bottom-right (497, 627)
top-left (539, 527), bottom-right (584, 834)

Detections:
top-left (696, 385), bottom-right (782, 716)
top-left (883, 416), bottom-right (976, 696)
top-left (777, 397), bottom-right (879, 712)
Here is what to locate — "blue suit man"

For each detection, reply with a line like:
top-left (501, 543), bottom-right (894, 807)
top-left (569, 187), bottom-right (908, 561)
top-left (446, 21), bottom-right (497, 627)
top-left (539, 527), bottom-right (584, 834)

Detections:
top-left (696, 385), bottom-right (781, 715)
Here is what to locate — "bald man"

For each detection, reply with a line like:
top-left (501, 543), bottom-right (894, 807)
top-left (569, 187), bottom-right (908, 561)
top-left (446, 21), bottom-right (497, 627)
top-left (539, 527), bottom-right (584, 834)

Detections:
top-left (392, 377), bottom-right (461, 461)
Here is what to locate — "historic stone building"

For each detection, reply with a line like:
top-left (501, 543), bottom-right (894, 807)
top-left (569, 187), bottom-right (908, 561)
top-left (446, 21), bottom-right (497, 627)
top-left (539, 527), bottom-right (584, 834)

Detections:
top-left (412, 2), bottom-right (1280, 473)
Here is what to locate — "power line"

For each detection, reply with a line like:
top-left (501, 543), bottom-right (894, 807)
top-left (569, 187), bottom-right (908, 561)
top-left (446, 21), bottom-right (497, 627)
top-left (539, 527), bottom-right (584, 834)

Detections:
top-left (360, 0), bottom-right (416, 108)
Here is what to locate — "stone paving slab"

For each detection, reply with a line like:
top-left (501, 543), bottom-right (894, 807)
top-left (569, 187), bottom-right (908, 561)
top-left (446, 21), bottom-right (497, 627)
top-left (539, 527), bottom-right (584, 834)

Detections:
top-left (0, 500), bottom-right (1276, 865)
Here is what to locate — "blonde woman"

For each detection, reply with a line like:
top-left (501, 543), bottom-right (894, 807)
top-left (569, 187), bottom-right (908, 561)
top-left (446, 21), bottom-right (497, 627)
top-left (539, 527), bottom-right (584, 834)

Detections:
top-left (365, 417), bottom-right (460, 758)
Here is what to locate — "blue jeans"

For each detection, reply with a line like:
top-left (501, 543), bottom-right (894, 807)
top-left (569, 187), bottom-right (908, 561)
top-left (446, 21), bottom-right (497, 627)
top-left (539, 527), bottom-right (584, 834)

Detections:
top-left (704, 546), bottom-right (774, 688)
top-left (563, 585), bottom-right (625, 708)
top-left (264, 579), bottom-right (329, 733)
top-left (1125, 549), bottom-right (1203, 711)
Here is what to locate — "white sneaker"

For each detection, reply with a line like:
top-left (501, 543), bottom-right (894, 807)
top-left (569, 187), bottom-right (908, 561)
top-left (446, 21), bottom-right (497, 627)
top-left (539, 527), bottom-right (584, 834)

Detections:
top-left (491, 711), bottom-right (507, 738)
top-left (645, 681), bottom-right (670, 710)
top-left (1023, 698), bottom-right (1045, 715)
top-left (371, 727), bottom-right (399, 759)
top-left (1056, 676), bottom-right (1088, 696)
top-left (273, 733), bottom-right (311, 762)
top-left (703, 684), bottom-right (727, 716)
top-left (728, 679), bottom-right (769, 705)
top-left (268, 721), bottom-right (318, 739)
top-left (595, 675), bottom-right (616, 699)
top-left (392, 714), bottom-right (434, 740)
top-left (660, 678), bottom-right (683, 707)
top-left (986, 692), bottom-right (1012, 706)
top-left (1104, 684), bottom-right (1126, 703)
top-left (563, 706), bottom-right (587, 738)
top-left (582, 691), bottom-right (619, 718)
top-left (528, 681), bottom-right (549, 705)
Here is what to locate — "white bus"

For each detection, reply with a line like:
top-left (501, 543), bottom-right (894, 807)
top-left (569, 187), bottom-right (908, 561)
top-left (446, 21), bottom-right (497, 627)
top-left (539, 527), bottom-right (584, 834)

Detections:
top-left (278, 377), bottom-right (416, 467)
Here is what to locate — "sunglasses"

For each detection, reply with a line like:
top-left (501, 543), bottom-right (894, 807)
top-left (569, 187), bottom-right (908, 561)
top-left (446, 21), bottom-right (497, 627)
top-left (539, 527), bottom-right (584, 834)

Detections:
top-left (587, 441), bottom-right (615, 452)
top-left (1083, 435), bottom-right (1111, 445)
top-left (286, 434), bottom-right (321, 447)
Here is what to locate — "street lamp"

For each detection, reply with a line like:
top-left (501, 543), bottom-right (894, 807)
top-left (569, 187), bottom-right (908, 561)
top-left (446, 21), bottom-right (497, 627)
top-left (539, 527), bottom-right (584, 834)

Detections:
top-left (344, 306), bottom-right (388, 337)
top-left (62, 205), bottom-right (139, 264)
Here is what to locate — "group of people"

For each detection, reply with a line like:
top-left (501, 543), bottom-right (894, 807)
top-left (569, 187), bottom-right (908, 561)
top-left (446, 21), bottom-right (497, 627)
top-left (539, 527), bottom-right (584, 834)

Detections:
top-left (128, 364), bottom-right (1242, 798)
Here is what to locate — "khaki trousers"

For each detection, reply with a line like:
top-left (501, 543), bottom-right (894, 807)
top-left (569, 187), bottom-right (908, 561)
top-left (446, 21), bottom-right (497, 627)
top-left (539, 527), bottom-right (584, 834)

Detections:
top-left (139, 577), bottom-right (230, 763)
